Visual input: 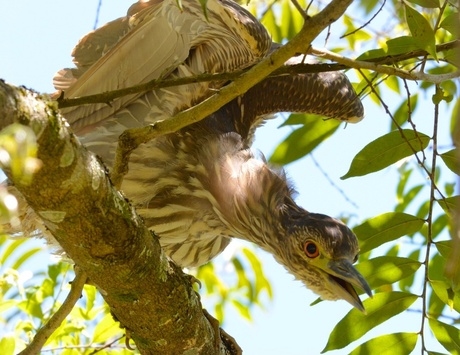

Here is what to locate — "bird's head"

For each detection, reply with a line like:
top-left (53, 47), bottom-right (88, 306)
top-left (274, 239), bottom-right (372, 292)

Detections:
top-left (275, 211), bottom-right (372, 312)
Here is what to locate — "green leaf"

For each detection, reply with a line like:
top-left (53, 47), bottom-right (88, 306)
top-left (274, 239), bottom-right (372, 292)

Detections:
top-left (429, 318), bottom-right (460, 354)
top-left (322, 292), bottom-right (418, 352)
top-left (353, 212), bottom-right (425, 253)
top-left (392, 94), bottom-right (418, 130)
top-left (355, 256), bottom-right (421, 292)
top-left (436, 196), bottom-right (459, 215)
top-left (396, 184), bottom-right (425, 213)
top-left (341, 130), bottom-right (430, 179)
top-left (0, 239), bottom-right (27, 267)
top-left (440, 13), bottom-right (460, 37)
top-left (440, 149), bottom-right (460, 175)
top-left (232, 256), bottom-right (253, 300)
top-left (270, 115), bottom-right (340, 165)
top-left (357, 36), bottom-right (419, 60)
top-left (399, 249), bottom-right (421, 292)
top-left (430, 280), bottom-right (460, 313)
top-left (92, 313), bottom-right (121, 344)
top-left (11, 247), bottom-right (42, 270)
top-left (0, 336), bottom-right (15, 355)
top-left (231, 299), bottom-right (252, 320)
top-left (261, 8), bottom-right (281, 43)
top-left (242, 247), bottom-right (273, 300)
top-left (436, 240), bottom-right (452, 259)
top-left (406, 0), bottom-right (440, 7)
top-left (405, 4), bottom-right (437, 59)
top-left (349, 332), bottom-right (418, 355)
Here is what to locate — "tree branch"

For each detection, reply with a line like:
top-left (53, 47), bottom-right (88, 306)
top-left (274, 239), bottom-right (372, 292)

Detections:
top-left (110, 0), bottom-right (356, 187)
top-left (56, 40), bottom-right (460, 110)
top-left (0, 81), bottom-right (230, 354)
top-left (311, 44), bottom-right (460, 84)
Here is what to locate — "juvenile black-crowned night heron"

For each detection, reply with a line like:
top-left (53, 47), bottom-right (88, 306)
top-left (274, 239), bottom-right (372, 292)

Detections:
top-left (53, 0), bottom-right (371, 310)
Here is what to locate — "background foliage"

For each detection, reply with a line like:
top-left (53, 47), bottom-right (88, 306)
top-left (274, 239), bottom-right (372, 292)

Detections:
top-left (0, 0), bottom-right (459, 354)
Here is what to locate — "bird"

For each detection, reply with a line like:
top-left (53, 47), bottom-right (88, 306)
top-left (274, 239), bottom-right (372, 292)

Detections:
top-left (25, 0), bottom-right (374, 311)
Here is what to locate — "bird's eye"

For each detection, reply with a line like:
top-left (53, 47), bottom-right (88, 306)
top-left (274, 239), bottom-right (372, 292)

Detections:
top-left (304, 241), bottom-right (319, 258)
top-left (353, 254), bottom-right (359, 263)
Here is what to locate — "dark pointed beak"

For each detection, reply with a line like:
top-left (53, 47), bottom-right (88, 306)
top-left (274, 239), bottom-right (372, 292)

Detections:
top-left (326, 259), bottom-right (372, 312)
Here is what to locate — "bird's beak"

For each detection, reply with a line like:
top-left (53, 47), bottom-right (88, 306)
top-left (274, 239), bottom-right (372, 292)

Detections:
top-left (326, 259), bottom-right (372, 313)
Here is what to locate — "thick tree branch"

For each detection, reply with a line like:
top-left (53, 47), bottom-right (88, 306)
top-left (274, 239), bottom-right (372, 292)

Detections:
top-left (0, 81), bottom-right (232, 355)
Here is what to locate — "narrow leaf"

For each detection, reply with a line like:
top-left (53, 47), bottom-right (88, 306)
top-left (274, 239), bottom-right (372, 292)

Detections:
top-left (436, 196), bottom-right (459, 215)
top-left (429, 318), bottom-right (460, 354)
top-left (436, 240), bottom-right (452, 259)
top-left (392, 94), bottom-right (418, 130)
top-left (440, 12), bottom-right (460, 37)
top-left (440, 149), bottom-right (460, 175)
top-left (430, 280), bottom-right (460, 313)
top-left (355, 256), bottom-right (421, 292)
top-left (92, 313), bottom-right (121, 344)
top-left (349, 332), bottom-right (418, 355)
top-left (405, 4), bottom-right (437, 59)
top-left (0, 336), bottom-right (15, 355)
top-left (353, 212), bottom-right (425, 254)
top-left (270, 115), bottom-right (340, 165)
top-left (406, 0), bottom-right (440, 7)
top-left (341, 130), bottom-right (430, 179)
top-left (322, 292), bottom-right (418, 352)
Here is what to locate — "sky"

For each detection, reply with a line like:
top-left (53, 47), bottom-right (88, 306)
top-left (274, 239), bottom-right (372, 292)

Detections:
top-left (0, 1), bottom-right (456, 354)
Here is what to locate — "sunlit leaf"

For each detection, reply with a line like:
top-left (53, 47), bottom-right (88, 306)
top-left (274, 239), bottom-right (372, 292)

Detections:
top-left (0, 336), bottom-right (15, 355)
top-left (242, 247), bottom-right (273, 300)
top-left (440, 12), bottom-right (460, 37)
top-left (232, 299), bottom-right (252, 320)
top-left (0, 239), bottom-right (27, 267)
top-left (436, 196), bottom-right (459, 215)
top-left (11, 247), bottom-right (42, 270)
top-left (261, 8), bottom-right (281, 43)
top-left (436, 240), bottom-right (452, 259)
top-left (396, 184), bottom-right (425, 213)
top-left (405, 4), bottom-right (437, 59)
top-left (406, 0), bottom-right (440, 7)
top-left (270, 115), bottom-right (340, 165)
top-left (430, 280), bottom-right (460, 313)
top-left (429, 318), bottom-right (460, 354)
top-left (429, 286), bottom-right (447, 318)
top-left (0, 300), bottom-right (17, 314)
top-left (341, 130), bottom-right (430, 179)
top-left (353, 212), bottom-right (425, 253)
top-left (399, 249), bottom-right (421, 292)
top-left (355, 256), bottom-right (421, 292)
top-left (322, 292), bottom-right (418, 352)
top-left (357, 36), bottom-right (419, 60)
top-left (440, 149), bottom-right (460, 175)
top-left (233, 256), bottom-right (253, 300)
top-left (349, 332), bottom-right (418, 355)
top-left (92, 313), bottom-right (121, 344)
top-left (392, 94), bottom-right (419, 130)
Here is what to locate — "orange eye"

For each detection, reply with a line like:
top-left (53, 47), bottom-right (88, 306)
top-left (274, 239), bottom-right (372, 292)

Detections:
top-left (304, 241), bottom-right (319, 258)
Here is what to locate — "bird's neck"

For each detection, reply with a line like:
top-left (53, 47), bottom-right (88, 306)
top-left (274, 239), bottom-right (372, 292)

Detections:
top-left (213, 150), bottom-right (301, 254)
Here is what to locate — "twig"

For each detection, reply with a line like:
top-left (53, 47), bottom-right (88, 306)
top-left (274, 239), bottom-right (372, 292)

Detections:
top-left (341, 0), bottom-right (386, 39)
top-left (290, 0), bottom-right (308, 19)
top-left (19, 268), bottom-right (88, 355)
top-left (311, 46), bottom-right (460, 84)
top-left (57, 39), bottom-right (460, 110)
